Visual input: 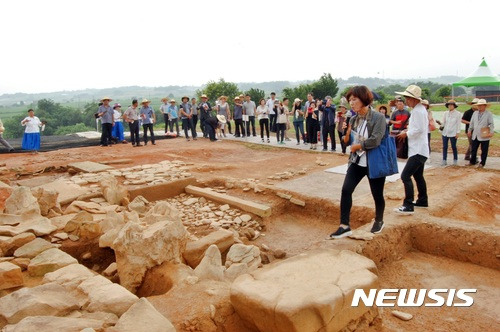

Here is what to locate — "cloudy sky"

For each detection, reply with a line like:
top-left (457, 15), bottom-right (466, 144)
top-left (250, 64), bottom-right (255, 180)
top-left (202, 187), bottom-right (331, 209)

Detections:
top-left (1, 0), bottom-right (498, 94)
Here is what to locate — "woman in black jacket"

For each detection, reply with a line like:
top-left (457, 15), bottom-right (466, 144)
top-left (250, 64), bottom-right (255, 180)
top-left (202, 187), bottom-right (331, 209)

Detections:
top-left (329, 86), bottom-right (387, 239)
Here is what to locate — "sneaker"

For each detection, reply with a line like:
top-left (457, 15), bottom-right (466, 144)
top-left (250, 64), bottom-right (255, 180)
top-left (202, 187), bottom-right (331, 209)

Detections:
top-left (267, 139), bottom-right (270, 143)
top-left (453, 160), bottom-right (458, 166)
top-left (394, 206), bottom-right (414, 215)
top-left (441, 160), bottom-right (447, 166)
top-left (331, 149), bottom-right (336, 152)
top-left (285, 138), bottom-right (291, 141)
top-left (193, 137), bottom-right (198, 140)
top-left (152, 142), bottom-right (156, 145)
top-left (9, 149), bottom-right (14, 152)
top-left (322, 148), bottom-right (328, 151)
top-left (477, 164), bottom-right (484, 168)
top-left (296, 142), bottom-right (300, 145)
top-left (328, 226), bottom-right (352, 239)
top-left (413, 201), bottom-right (428, 208)
top-left (370, 220), bottom-right (384, 234)
top-left (262, 139), bottom-right (265, 143)
top-left (136, 144), bottom-right (143, 147)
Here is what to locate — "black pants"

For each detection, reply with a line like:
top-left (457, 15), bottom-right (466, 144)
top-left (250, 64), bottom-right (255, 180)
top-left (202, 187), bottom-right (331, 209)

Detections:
top-left (169, 118), bottom-right (180, 134)
top-left (128, 120), bottom-right (140, 145)
top-left (322, 124), bottom-right (336, 150)
top-left (470, 138), bottom-right (490, 166)
top-left (269, 114), bottom-right (277, 132)
top-left (206, 122), bottom-right (217, 141)
top-left (246, 116), bottom-right (256, 136)
top-left (234, 118), bottom-right (245, 137)
top-left (226, 119), bottom-right (232, 134)
top-left (143, 123), bottom-right (155, 144)
top-left (340, 163), bottom-right (386, 226)
top-left (260, 118), bottom-right (269, 139)
top-left (276, 123), bottom-right (286, 142)
top-left (163, 114), bottom-right (169, 133)
top-left (182, 117), bottom-right (196, 138)
top-left (100, 123), bottom-right (113, 146)
top-left (338, 131), bottom-right (346, 153)
top-left (192, 114), bottom-right (198, 134)
top-left (401, 154), bottom-right (428, 207)
top-left (464, 134), bottom-right (473, 160)
top-left (306, 117), bottom-right (318, 144)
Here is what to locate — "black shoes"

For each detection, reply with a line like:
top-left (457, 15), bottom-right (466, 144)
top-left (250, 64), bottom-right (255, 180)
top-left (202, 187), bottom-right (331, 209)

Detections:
top-left (370, 220), bottom-right (384, 234)
top-left (394, 206), bottom-right (414, 215)
top-left (413, 201), bottom-right (428, 208)
top-left (328, 226), bottom-right (352, 239)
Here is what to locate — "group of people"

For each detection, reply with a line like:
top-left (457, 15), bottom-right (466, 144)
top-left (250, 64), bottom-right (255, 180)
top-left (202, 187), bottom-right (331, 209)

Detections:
top-left (328, 84), bottom-right (495, 240)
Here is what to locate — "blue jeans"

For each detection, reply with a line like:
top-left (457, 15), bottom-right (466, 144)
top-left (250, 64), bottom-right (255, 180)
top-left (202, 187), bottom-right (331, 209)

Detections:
top-left (442, 135), bottom-right (457, 161)
top-left (293, 121), bottom-right (304, 143)
top-left (401, 154), bottom-right (428, 207)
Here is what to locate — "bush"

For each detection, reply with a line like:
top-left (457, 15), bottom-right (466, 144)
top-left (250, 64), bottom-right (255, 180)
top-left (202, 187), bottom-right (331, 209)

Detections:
top-left (54, 123), bottom-right (95, 135)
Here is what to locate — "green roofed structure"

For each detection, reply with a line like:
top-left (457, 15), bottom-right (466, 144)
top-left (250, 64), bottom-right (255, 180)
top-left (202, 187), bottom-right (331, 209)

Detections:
top-left (452, 58), bottom-right (500, 88)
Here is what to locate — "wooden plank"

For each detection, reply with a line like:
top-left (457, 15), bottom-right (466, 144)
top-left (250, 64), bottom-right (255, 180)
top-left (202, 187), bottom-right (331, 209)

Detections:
top-left (185, 185), bottom-right (272, 218)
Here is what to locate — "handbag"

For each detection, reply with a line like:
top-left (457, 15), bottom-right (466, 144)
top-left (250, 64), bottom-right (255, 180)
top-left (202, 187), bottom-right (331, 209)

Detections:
top-left (367, 131), bottom-right (399, 179)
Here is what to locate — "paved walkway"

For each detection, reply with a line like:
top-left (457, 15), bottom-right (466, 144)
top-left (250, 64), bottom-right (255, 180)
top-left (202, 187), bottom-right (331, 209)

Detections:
top-left (220, 132), bottom-right (500, 171)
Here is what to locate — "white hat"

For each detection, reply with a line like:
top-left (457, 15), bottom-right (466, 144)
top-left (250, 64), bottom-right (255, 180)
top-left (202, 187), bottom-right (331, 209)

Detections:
top-left (421, 99), bottom-right (430, 107)
top-left (216, 114), bottom-right (227, 124)
top-left (395, 85), bottom-right (422, 101)
top-left (141, 99), bottom-right (150, 104)
top-left (339, 97), bottom-right (349, 109)
top-left (293, 98), bottom-right (301, 103)
top-left (475, 99), bottom-right (490, 106)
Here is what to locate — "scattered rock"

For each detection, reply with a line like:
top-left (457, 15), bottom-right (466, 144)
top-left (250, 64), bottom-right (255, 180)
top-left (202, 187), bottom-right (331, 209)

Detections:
top-left (4, 186), bottom-right (41, 216)
top-left (14, 238), bottom-right (55, 258)
top-left (27, 248), bottom-right (78, 277)
top-left (64, 211), bottom-right (101, 240)
top-left (80, 276), bottom-right (139, 317)
top-left (194, 245), bottom-right (224, 281)
top-left (230, 249), bottom-right (378, 332)
top-left (276, 192), bottom-right (292, 200)
top-left (31, 187), bottom-right (61, 217)
top-left (0, 261), bottom-right (24, 290)
top-left (183, 229), bottom-right (235, 268)
top-left (240, 214), bottom-right (252, 223)
top-left (225, 244), bottom-right (261, 272)
top-left (42, 263), bottom-right (95, 289)
top-left (103, 262), bottom-right (117, 277)
top-left (0, 214), bottom-right (56, 237)
top-left (225, 262), bottom-right (249, 281)
top-left (2, 316), bottom-right (105, 332)
top-left (10, 258), bottom-right (30, 271)
top-left (290, 198), bottom-right (306, 207)
top-left (112, 219), bottom-right (188, 292)
top-left (0, 283), bottom-right (83, 325)
top-left (219, 204), bottom-right (230, 212)
top-left (0, 232), bottom-right (36, 257)
top-left (128, 196), bottom-right (149, 214)
top-left (273, 249), bottom-right (286, 259)
top-left (392, 310), bottom-right (413, 321)
top-left (100, 176), bottom-right (129, 206)
top-left (69, 234), bottom-right (79, 242)
top-left (348, 230), bottom-right (375, 241)
top-left (108, 298), bottom-right (175, 332)
top-left (183, 197), bottom-right (198, 206)
top-left (52, 232), bottom-right (68, 240)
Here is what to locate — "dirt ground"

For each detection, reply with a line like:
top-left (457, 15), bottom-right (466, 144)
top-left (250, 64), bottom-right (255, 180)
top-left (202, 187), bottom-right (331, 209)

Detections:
top-left (1, 137), bottom-right (499, 331)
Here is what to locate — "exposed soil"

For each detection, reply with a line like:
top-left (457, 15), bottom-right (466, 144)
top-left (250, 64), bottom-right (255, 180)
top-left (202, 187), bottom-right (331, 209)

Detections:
top-left (2, 137), bottom-right (499, 331)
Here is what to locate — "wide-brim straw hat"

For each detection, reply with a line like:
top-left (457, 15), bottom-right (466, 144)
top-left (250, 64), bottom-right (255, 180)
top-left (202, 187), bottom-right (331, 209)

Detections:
top-left (339, 97), bottom-right (349, 109)
top-left (467, 98), bottom-right (479, 105)
top-left (161, 97), bottom-right (169, 102)
top-left (421, 99), bottom-right (430, 107)
top-left (395, 85), bottom-right (422, 101)
top-left (445, 99), bottom-right (458, 108)
top-left (170, 99), bottom-right (176, 103)
top-left (234, 96), bottom-right (240, 100)
top-left (219, 96), bottom-right (228, 100)
top-left (141, 99), bottom-right (150, 104)
top-left (475, 99), bottom-right (490, 106)
top-left (100, 96), bottom-right (113, 102)
top-left (294, 98), bottom-right (301, 103)
top-left (216, 114), bottom-right (227, 124)
top-left (200, 94), bottom-right (208, 99)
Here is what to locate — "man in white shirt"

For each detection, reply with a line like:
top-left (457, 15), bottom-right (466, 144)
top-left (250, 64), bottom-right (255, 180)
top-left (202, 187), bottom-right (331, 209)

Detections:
top-left (243, 94), bottom-right (257, 136)
top-left (266, 92), bottom-right (277, 132)
top-left (394, 85), bottom-right (429, 214)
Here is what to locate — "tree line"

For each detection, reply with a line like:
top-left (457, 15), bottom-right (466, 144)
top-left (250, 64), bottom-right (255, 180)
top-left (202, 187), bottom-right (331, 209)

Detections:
top-left (2, 74), bottom-right (460, 139)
